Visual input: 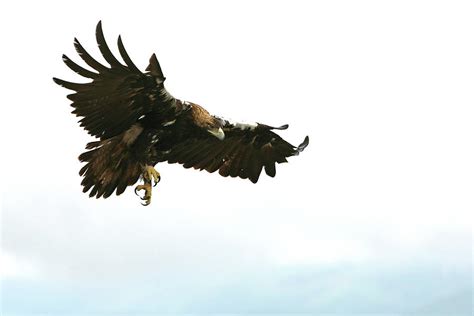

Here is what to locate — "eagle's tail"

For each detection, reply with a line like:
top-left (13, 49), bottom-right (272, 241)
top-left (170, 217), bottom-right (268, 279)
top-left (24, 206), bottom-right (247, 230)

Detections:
top-left (78, 137), bottom-right (143, 198)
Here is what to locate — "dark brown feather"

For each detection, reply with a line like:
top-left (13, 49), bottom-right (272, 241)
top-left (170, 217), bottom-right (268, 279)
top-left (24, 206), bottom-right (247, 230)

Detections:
top-left (77, 134), bottom-right (143, 198)
top-left (95, 21), bottom-right (125, 68)
top-left (163, 124), bottom-right (308, 183)
top-left (62, 54), bottom-right (98, 79)
top-left (193, 140), bottom-right (228, 170)
top-left (117, 35), bottom-right (141, 73)
top-left (73, 38), bottom-right (109, 73)
top-left (55, 22), bottom-right (172, 140)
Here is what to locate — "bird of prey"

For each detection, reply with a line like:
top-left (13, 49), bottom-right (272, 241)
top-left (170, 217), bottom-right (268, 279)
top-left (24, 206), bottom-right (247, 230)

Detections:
top-left (53, 21), bottom-right (309, 205)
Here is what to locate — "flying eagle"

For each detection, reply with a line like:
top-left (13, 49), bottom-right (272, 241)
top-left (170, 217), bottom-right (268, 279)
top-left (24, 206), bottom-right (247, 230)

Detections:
top-left (54, 21), bottom-right (309, 205)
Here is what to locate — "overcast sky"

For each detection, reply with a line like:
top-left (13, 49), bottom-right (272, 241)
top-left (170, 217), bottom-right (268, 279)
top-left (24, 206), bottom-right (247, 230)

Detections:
top-left (1, 0), bottom-right (472, 315)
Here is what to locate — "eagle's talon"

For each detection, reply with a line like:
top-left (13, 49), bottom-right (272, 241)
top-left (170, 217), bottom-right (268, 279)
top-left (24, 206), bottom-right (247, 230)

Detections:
top-left (134, 183), bottom-right (152, 205)
top-left (134, 165), bottom-right (160, 204)
top-left (144, 166), bottom-right (160, 187)
top-left (153, 176), bottom-right (161, 187)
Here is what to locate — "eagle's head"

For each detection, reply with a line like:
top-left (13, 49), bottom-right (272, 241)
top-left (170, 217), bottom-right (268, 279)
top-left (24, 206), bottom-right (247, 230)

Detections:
top-left (188, 102), bottom-right (225, 140)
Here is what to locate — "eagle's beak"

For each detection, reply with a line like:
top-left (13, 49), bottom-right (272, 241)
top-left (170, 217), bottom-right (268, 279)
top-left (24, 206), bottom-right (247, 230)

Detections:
top-left (209, 127), bottom-right (225, 140)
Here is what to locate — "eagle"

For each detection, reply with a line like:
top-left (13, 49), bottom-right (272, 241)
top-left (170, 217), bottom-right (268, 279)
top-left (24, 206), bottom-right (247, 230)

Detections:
top-left (54, 21), bottom-right (309, 205)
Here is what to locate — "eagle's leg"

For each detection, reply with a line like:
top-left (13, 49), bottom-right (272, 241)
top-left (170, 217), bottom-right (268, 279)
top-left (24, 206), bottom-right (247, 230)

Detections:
top-left (134, 165), bottom-right (161, 206)
top-left (144, 165), bottom-right (161, 186)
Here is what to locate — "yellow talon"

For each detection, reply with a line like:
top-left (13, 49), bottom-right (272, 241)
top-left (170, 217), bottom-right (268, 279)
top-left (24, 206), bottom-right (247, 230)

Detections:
top-left (134, 165), bottom-right (160, 205)
top-left (144, 165), bottom-right (161, 186)
top-left (135, 183), bottom-right (152, 206)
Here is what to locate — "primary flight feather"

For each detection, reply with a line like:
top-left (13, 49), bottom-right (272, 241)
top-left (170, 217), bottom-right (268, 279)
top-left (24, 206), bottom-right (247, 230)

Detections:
top-left (54, 21), bottom-right (309, 205)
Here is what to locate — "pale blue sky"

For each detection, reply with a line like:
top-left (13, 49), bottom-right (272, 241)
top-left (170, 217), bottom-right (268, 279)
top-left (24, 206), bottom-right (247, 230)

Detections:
top-left (1, 0), bottom-right (472, 315)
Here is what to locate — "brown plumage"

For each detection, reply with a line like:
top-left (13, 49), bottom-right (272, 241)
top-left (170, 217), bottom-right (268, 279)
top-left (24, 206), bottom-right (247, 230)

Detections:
top-left (53, 21), bottom-right (309, 203)
top-left (188, 103), bottom-right (222, 129)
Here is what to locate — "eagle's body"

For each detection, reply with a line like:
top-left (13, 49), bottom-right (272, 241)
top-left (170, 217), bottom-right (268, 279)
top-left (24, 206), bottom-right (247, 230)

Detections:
top-left (54, 22), bottom-right (309, 205)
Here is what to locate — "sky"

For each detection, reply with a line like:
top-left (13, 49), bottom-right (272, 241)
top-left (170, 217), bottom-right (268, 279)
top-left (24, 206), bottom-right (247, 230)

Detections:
top-left (1, 0), bottom-right (473, 315)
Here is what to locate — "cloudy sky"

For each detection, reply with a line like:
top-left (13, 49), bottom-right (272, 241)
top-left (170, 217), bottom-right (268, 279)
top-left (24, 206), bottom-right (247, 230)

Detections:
top-left (1, 0), bottom-right (472, 315)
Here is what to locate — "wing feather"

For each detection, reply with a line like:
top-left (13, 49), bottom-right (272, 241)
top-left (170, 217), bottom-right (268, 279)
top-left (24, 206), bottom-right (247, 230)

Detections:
top-left (205, 141), bottom-right (240, 173)
top-left (95, 21), bottom-right (126, 68)
top-left (182, 141), bottom-right (217, 169)
top-left (262, 144), bottom-right (277, 177)
top-left (248, 150), bottom-right (264, 183)
top-left (219, 144), bottom-right (243, 177)
top-left (193, 140), bottom-right (228, 171)
top-left (235, 147), bottom-right (252, 179)
top-left (117, 35), bottom-right (141, 73)
top-left (162, 124), bottom-right (309, 183)
top-left (62, 54), bottom-right (99, 79)
top-left (73, 37), bottom-right (109, 72)
top-left (55, 22), bottom-right (174, 139)
top-left (52, 78), bottom-right (89, 91)
top-left (229, 145), bottom-right (250, 178)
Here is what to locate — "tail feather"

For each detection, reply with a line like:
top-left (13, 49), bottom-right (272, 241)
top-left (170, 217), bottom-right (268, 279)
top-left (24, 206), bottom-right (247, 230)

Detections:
top-left (79, 137), bottom-right (142, 198)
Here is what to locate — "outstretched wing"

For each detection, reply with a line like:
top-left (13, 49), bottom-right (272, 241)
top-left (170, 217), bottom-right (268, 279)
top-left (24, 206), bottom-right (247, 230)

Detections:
top-left (164, 122), bottom-right (309, 183)
top-left (53, 21), bottom-right (171, 139)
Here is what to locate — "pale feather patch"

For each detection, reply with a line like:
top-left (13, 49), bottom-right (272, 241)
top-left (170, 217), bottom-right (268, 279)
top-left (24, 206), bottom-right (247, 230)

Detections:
top-left (122, 124), bottom-right (143, 145)
top-left (218, 116), bottom-right (258, 130)
top-left (162, 119), bottom-right (176, 126)
top-left (233, 121), bottom-right (258, 130)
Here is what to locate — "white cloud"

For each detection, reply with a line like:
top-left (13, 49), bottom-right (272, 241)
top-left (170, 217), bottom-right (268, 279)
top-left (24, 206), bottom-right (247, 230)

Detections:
top-left (272, 236), bottom-right (370, 266)
top-left (0, 251), bottom-right (37, 280)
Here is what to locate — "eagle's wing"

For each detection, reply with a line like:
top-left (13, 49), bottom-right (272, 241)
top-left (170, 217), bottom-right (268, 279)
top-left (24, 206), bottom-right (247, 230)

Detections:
top-left (164, 122), bottom-right (309, 183)
top-left (53, 21), bottom-right (170, 139)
